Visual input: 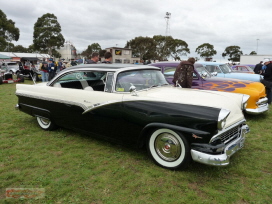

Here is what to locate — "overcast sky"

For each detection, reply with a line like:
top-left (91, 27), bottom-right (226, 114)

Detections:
top-left (2, 0), bottom-right (272, 62)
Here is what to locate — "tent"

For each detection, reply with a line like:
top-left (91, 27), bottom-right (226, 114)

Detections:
top-left (21, 57), bottom-right (39, 61)
top-left (0, 54), bottom-right (12, 59)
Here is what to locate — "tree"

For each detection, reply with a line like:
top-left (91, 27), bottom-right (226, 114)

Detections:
top-left (81, 43), bottom-right (102, 58)
top-left (99, 49), bottom-right (107, 58)
top-left (51, 49), bottom-right (61, 58)
top-left (125, 36), bottom-right (156, 60)
top-left (0, 9), bottom-right (20, 51)
top-left (11, 45), bottom-right (28, 53)
top-left (168, 39), bottom-right (190, 61)
top-left (222, 46), bottom-right (243, 62)
top-left (153, 35), bottom-right (173, 61)
top-left (195, 43), bottom-right (217, 59)
top-left (33, 13), bottom-right (65, 56)
top-left (249, 51), bottom-right (257, 55)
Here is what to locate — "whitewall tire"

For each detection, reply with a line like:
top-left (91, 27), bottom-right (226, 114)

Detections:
top-left (148, 128), bottom-right (191, 170)
top-left (37, 116), bottom-right (57, 131)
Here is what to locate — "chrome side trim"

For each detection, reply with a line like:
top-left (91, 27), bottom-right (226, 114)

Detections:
top-left (16, 92), bottom-right (89, 111)
top-left (82, 100), bottom-right (122, 114)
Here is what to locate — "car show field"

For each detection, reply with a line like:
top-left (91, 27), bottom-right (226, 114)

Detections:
top-left (0, 73), bottom-right (272, 203)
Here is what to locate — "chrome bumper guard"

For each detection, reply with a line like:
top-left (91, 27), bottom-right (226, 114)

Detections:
top-left (246, 97), bottom-right (268, 115)
top-left (191, 124), bottom-right (249, 166)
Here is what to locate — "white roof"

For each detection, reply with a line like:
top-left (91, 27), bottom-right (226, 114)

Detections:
top-left (0, 52), bottom-right (51, 59)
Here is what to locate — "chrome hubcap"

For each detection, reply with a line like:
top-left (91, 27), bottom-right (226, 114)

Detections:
top-left (154, 133), bottom-right (181, 161)
top-left (40, 118), bottom-right (50, 125)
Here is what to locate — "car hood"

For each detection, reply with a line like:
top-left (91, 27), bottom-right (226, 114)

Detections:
top-left (218, 72), bottom-right (262, 82)
top-left (123, 86), bottom-right (245, 128)
top-left (203, 77), bottom-right (266, 97)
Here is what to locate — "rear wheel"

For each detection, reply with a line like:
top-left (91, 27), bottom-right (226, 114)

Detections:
top-left (147, 128), bottom-right (191, 170)
top-left (0, 77), bottom-right (3, 84)
top-left (18, 75), bottom-right (24, 83)
top-left (37, 116), bottom-right (58, 131)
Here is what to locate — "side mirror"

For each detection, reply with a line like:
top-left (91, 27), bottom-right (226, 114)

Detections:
top-left (129, 85), bottom-right (136, 92)
top-left (211, 72), bottom-right (217, 76)
top-left (201, 72), bottom-right (208, 77)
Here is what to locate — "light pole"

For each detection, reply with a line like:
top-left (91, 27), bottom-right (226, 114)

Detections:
top-left (256, 39), bottom-right (259, 54)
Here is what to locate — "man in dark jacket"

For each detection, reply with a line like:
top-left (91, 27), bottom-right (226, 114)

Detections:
top-left (260, 59), bottom-right (272, 104)
top-left (86, 52), bottom-right (99, 64)
top-left (254, 61), bottom-right (263, 74)
top-left (101, 52), bottom-right (112, 64)
top-left (172, 57), bottom-right (196, 88)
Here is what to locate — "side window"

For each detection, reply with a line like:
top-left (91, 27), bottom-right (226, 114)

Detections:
top-left (193, 72), bottom-right (198, 79)
top-left (206, 65), bottom-right (222, 73)
top-left (52, 71), bottom-right (106, 91)
top-left (164, 67), bottom-right (176, 76)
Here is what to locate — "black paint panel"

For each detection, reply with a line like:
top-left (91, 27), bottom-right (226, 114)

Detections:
top-left (17, 95), bottom-right (220, 146)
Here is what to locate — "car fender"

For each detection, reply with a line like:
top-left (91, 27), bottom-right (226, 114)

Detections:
top-left (137, 122), bottom-right (210, 147)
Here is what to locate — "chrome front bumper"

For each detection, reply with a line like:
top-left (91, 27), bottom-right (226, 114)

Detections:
top-left (191, 124), bottom-right (249, 166)
top-left (246, 97), bottom-right (269, 115)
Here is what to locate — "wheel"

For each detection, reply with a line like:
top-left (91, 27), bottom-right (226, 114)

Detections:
top-left (147, 128), bottom-right (191, 170)
top-left (0, 76), bottom-right (3, 84)
top-left (18, 75), bottom-right (24, 83)
top-left (33, 73), bottom-right (38, 82)
top-left (37, 116), bottom-right (58, 131)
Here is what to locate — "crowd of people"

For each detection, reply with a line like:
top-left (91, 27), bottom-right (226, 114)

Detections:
top-left (38, 51), bottom-right (113, 82)
top-left (254, 60), bottom-right (272, 104)
top-left (39, 58), bottom-right (69, 82)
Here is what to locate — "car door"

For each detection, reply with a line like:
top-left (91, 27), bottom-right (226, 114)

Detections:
top-left (47, 70), bottom-right (125, 140)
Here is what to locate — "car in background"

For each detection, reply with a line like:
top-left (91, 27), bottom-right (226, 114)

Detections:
top-left (150, 61), bottom-right (268, 115)
top-left (16, 64), bottom-right (42, 82)
top-left (1, 62), bottom-right (19, 74)
top-left (231, 65), bottom-right (254, 74)
top-left (15, 64), bottom-right (249, 169)
top-left (198, 62), bottom-right (262, 82)
top-left (0, 66), bottom-right (24, 84)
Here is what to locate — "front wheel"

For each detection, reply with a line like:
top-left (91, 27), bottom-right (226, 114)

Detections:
top-left (37, 116), bottom-right (58, 131)
top-left (147, 128), bottom-right (191, 170)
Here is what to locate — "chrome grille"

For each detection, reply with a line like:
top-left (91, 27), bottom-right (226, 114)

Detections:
top-left (219, 125), bottom-right (240, 144)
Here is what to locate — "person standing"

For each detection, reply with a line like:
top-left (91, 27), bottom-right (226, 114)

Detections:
top-left (101, 52), bottom-right (112, 64)
top-left (86, 52), bottom-right (99, 64)
top-left (71, 59), bottom-right (77, 66)
top-left (172, 57), bottom-right (196, 88)
top-left (57, 60), bottom-right (63, 72)
top-left (48, 59), bottom-right (56, 81)
top-left (254, 61), bottom-right (263, 74)
top-left (39, 58), bottom-right (49, 82)
top-left (260, 59), bottom-right (272, 104)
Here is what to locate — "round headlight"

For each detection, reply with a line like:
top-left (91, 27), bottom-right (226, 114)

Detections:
top-left (218, 109), bottom-right (230, 130)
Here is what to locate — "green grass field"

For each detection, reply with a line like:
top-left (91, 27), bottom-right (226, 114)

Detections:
top-left (0, 80), bottom-right (271, 204)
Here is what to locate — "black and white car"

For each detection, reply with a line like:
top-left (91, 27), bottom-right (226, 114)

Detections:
top-left (15, 64), bottom-right (250, 169)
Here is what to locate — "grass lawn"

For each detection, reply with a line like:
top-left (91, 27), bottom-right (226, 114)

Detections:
top-left (0, 80), bottom-right (271, 204)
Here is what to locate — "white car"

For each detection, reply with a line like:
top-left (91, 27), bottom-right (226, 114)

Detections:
top-left (15, 64), bottom-right (250, 170)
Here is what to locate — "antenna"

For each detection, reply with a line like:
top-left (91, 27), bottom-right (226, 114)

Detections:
top-left (165, 12), bottom-right (171, 37)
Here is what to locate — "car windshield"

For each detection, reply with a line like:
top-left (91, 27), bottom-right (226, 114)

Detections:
top-left (115, 69), bottom-right (168, 92)
top-left (219, 64), bottom-right (232, 73)
top-left (195, 66), bottom-right (212, 78)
